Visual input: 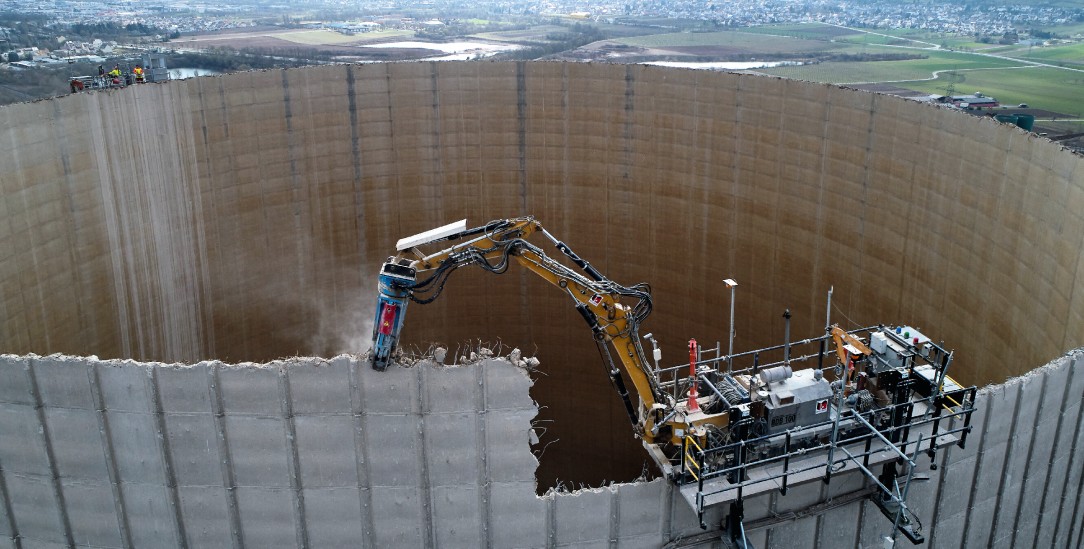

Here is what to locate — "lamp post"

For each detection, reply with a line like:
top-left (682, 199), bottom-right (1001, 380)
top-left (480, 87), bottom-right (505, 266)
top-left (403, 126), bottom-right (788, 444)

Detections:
top-left (724, 278), bottom-right (738, 373)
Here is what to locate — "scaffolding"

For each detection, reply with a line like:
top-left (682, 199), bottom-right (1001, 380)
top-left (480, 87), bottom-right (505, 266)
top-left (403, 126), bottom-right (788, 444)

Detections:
top-left (646, 323), bottom-right (977, 546)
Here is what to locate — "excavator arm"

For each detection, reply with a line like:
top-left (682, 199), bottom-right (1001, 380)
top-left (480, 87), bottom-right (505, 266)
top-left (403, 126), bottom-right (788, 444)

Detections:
top-left (369, 216), bottom-right (666, 435)
top-left (831, 324), bottom-right (871, 366)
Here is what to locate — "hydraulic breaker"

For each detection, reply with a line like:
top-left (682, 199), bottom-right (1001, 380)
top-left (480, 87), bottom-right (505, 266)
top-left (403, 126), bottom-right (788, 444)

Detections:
top-left (370, 259), bottom-right (416, 371)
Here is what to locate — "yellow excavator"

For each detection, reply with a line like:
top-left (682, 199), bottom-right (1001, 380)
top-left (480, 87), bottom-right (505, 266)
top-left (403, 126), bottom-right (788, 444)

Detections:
top-left (369, 216), bottom-right (976, 545)
top-left (370, 216), bottom-right (731, 454)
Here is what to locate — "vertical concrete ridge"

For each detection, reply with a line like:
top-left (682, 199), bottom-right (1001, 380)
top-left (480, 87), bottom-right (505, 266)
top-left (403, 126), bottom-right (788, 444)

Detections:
top-left (415, 366), bottom-right (435, 548)
top-left (959, 384), bottom-right (1002, 546)
top-left (429, 62), bottom-right (444, 199)
top-left (1019, 357), bottom-right (1074, 547)
top-left (25, 358), bottom-right (74, 547)
top-left (1064, 354), bottom-right (1084, 547)
top-left (474, 362), bottom-right (491, 548)
top-left (985, 376), bottom-right (1025, 547)
top-left (661, 477), bottom-right (675, 543)
top-left (345, 65), bottom-right (367, 264)
top-left (1034, 357), bottom-right (1080, 543)
top-left (516, 60), bottom-right (528, 213)
top-left (545, 490), bottom-right (556, 548)
top-left (0, 450), bottom-right (19, 548)
top-left (382, 62), bottom-right (401, 230)
top-left (926, 425), bottom-right (959, 549)
top-left (1007, 366), bottom-right (1051, 545)
top-left (208, 364), bottom-right (244, 549)
top-left (347, 358), bottom-right (375, 548)
top-left (277, 367), bottom-right (309, 549)
top-left (86, 363), bottom-right (134, 549)
top-left (147, 366), bottom-right (187, 548)
top-left (608, 484), bottom-right (620, 547)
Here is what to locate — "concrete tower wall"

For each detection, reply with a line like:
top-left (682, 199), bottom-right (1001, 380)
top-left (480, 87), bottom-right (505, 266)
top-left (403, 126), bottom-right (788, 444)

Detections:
top-left (0, 352), bottom-right (1081, 548)
top-left (0, 61), bottom-right (1082, 490)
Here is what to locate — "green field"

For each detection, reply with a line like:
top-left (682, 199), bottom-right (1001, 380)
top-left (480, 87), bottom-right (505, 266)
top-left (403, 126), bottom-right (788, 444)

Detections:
top-left (896, 66), bottom-right (1084, 116)
top-left (1007, 41), bottom-right (1084, 67)
top-left (615, 30), bottom-right (837, 53)
top-left (738, 23), bottom-right (859, 41)
top-left (756, 49), bottom-right (1027, 83)
top-left (1035, 22), bottom-right (1084, 36)
top-left (740, 24), bottom-right (941, 49)
top-left (727, 21), bottom-right (1084, 117)
top-left (831, 32), bottom-right (936, 48)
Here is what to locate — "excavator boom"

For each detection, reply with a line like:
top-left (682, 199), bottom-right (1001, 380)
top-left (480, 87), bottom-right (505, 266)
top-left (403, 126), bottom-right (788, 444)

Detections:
top-left (368, 217), bottom-right (664, 431)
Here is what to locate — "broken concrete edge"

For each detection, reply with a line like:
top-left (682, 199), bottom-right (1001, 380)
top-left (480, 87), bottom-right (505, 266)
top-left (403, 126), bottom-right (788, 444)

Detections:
top-left (975, 345), bottom-right (1084, 397)
top-left (0, 339), bottom-right (545, 370)
top-left (385, 340), bottom-right (543, 371)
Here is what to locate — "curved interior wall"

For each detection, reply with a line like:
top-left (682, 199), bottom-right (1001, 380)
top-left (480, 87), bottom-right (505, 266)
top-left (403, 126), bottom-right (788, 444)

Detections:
top-left (0, 61), bottom-right (1082, 488)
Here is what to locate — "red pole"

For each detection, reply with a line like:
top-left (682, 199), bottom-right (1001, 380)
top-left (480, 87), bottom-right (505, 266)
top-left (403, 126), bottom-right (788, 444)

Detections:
top-left (688, 339), bottom-right (700, 412)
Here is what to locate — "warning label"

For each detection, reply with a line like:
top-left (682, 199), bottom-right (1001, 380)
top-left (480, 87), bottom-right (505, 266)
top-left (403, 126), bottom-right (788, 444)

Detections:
top-left (816, 399), bottom-right (829, 414)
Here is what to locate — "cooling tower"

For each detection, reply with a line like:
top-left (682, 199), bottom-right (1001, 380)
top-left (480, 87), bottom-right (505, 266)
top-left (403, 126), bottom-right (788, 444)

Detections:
top-left (1, 61), bottom-right (1082, 548)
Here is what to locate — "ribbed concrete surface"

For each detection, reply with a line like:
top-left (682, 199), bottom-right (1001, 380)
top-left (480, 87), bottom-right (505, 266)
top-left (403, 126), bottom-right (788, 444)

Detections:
top-left (0, 352), bottom-right (1081, 548)
top-left (0, 60), bottom-right (1082, 504)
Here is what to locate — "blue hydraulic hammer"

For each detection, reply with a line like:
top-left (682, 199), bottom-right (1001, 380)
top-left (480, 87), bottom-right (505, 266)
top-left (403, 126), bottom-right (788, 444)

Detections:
top-left (370, 259), bottom-right (417, 371)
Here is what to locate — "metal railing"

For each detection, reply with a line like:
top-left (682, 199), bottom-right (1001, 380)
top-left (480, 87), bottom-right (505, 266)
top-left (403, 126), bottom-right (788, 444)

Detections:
top-left (677, 390), bottom-right (976, 529)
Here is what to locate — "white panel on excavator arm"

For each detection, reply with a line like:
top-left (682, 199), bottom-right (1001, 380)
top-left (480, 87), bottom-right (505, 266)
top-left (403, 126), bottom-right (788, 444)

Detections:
top-left (396, 219), bottom-right (467, 251)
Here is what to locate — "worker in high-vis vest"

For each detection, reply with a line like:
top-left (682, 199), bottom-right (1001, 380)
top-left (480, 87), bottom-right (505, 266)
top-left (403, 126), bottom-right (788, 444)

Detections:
top-left (133, 65), bottom-right (144, 83)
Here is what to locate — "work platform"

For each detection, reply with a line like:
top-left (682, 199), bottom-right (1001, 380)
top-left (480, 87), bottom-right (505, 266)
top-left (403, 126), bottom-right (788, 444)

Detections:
top-left (677, 401), bottom-right (962, 510)
top-left (641, 320), bottom-right (978, 544)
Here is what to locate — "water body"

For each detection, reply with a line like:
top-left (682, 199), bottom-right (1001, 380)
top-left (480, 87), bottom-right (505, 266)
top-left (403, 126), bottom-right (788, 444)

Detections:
top-left (642, 61), bottom-right (803, 70)
top-left (169, 68), bottom-right (222, 79)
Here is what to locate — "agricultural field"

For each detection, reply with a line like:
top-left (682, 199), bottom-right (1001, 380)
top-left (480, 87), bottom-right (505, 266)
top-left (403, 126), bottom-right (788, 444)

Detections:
top-left (472, 26), bottom-right (567, 43)
top-left (271, 30), bottom-right (367, 45)
top-left (1035, 21), bottom-right (1084, 36)
top-left (1007, 41), bottom-right (1084, 68)
top-left (737, 23), bottom-right (859, 41)
top-left (172, 28), bottom-right (415, 50)
top-left (892, 66), bottom-right (1084, 116)
top-left (755, 49), bottom-right (1026, 84)
top-left (829, 31), bottom-right (937, 48)
top-left (739, 24), bottom-right (937, 48)
top-left (614, 30), bottom-right (836, 54)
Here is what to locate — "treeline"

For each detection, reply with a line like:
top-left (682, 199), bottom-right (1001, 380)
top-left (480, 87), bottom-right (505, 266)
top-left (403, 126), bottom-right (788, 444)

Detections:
top-left (414, 21), bottom-right (529, 41)
top-left (168, 48), bottom-right (324, 73)
top-left (0, 13), bottom-right (52, 48)
top-left (69, 22), bottom-right (157, 37)
top-left (493, 23), bottom-right (605, 60)
top-left (0, 60), bottom-right (100, 105)
top-left (818, 52), bottom-right (926, 62)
